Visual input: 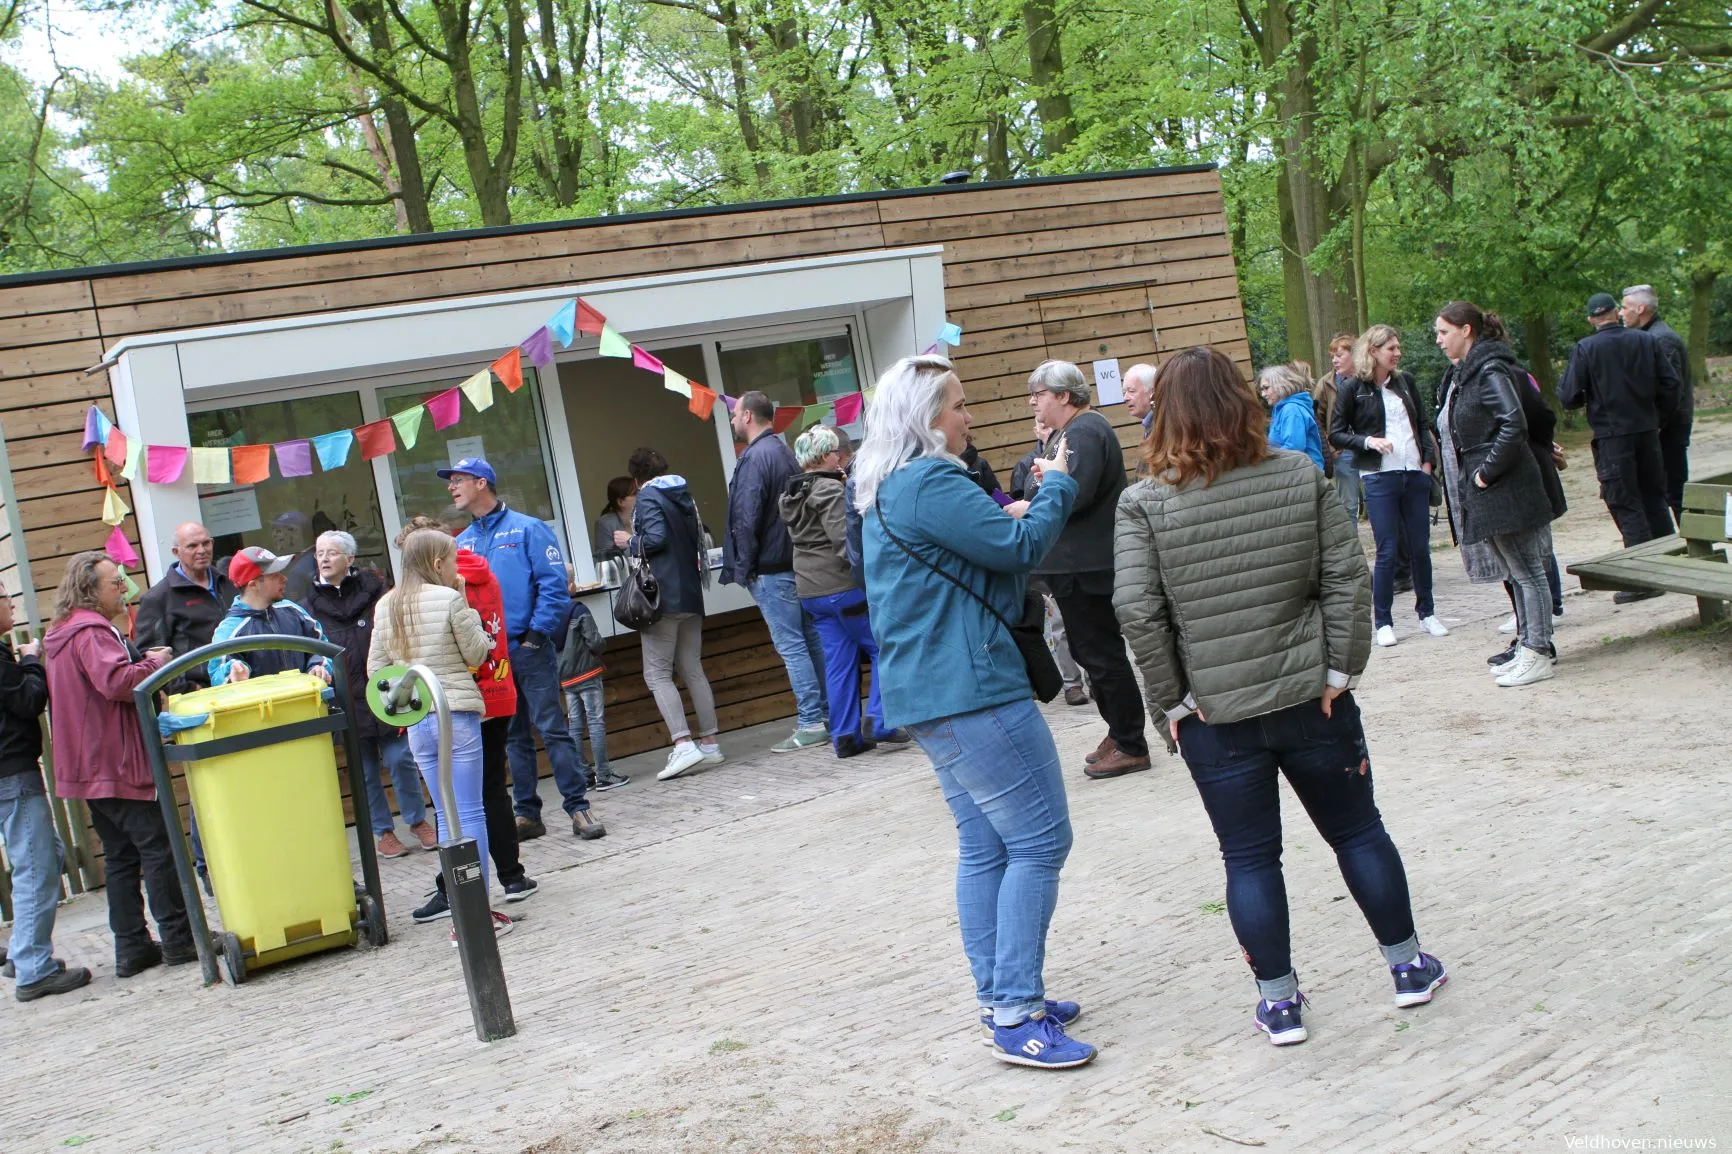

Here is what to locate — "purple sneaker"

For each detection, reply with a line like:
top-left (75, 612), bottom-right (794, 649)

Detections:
top-left (1255, 991), bottom-right (1308, 1046)
top-left (1392, 952), bottom-right (1448, 1007)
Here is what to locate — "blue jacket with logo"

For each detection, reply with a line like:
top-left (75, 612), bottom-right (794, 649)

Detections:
top-left (457, 503), bottom-right (570, 642)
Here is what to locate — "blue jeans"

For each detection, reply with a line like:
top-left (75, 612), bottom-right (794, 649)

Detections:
top-left (359, 732), bottom-right (427, 836)
top-left (0, 774), bottom-right (64, 986)
top-left (408, 710), bottom-right (489, 891)
top-left (1361, 469), bottom-right (1435, 628)
top-left (909, 698), bottom-right (1074, 1025)
top-left (563, 680), bottom-right (610, 778)
top-left (749, 571), bottom-right (828, 729)
top-left (1177, 695), bottom-right (1419, 999)
top-left (1334, 451), bottom-right (1362, 522)
top-left (506, 638), bottom-right (591, 819)
top-left (802, 588), bottom-right (886, 746)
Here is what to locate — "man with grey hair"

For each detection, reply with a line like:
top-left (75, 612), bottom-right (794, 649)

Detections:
top-left (304, 530), bottom-right (436, 859)
top-left (1620, 284), bottom-right (1693, 525)
top-left (1123, 362), bottom-right (1157, 438)
top-left (1027, 360), bottom-right (1151, 779)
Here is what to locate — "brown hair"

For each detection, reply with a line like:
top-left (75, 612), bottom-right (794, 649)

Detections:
top-left (384, 529), bottom-right (456, 652)
top-left (626, 447), bottom-right (668, 483)
top-left (51, 550), bottom-right (116, 625)
top-left (1328, 332), bottom-right (1356, 353)
top-left (394, 515), bottom-right (442, 549)
top-left (1436, 300), bottom-right (1508, 344)
top-left (1143, 346), bottom-right (1271, 489)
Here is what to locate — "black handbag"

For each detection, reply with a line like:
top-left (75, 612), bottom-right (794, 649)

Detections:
top-left (611, 532), bottom-right (663, 631)
top-left (878, 513), bottom-right (1064, 704)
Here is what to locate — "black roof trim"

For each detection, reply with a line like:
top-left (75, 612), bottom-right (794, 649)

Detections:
top-left (0, 164), bottom-right (1217, 289)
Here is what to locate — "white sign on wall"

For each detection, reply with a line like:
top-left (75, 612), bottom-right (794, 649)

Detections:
top-left (1093, 358), bottom-right (1124, 406)
top-left (200, 489), bottom-right (262, 537)
top-left (447, 436), bottom-right (486, 464)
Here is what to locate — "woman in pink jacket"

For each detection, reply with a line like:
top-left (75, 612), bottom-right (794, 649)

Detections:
top-left (44, 550), bottom-right (197, 978)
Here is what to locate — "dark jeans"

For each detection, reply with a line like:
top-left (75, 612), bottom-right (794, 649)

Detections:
top-left (1659, 420), bottom-right (1691, 528)
top-left (86, 796), bottom-right (195, 958)
top-left (506, 638), bottom-right (591, 819)
top-left (1361, 470), bottom-right (1435, 627)
top-left (1052, 581), bottom-right (1148, 758)
top-left (437, 716), bottom-right (523, 894)
top-left (1177, 695), bottom-right (1417, 984)
top-left (1591, 433), bottom-right (1672, 547)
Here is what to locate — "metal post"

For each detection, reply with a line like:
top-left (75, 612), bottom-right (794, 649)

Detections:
top-left (386, 666), bottom-right (515, 1042)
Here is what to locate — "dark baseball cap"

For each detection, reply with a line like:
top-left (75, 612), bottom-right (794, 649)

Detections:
top-left (436, 457), bottom-right (497, 487)
top-left (1586, 293), bottom-right (1618, 317)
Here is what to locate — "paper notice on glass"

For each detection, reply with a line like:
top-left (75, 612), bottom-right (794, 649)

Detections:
top-left (200, 489), bottom-right (262, 537)
top-left (1093, 358), bottom-right (1124, 405)
top-left (1724, 493), bottom-right (1731, 539)
top-left (447, 435), bottom-right (485, 464)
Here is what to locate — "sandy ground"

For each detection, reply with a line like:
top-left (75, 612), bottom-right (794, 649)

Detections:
top-left (1, 417), bottom-right (1728, 1154)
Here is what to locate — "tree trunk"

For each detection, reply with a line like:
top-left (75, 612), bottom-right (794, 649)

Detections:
top-left (720, 0), bottom-right (771, 190)
top-left (1522, 312), bottom-right (1557, 401)
top-left (1021, 0), bottom-right (1075, 158)
top-left (1274, 158), bottom-right (1311, 365)
top-left (1688, 265), bottom-right (1717, 398)
top-left (342, 0), bottom-right (433, 232)
top-left (432, 0), bottom-right (524, 226)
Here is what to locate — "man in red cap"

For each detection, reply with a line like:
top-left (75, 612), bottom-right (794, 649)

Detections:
top-left (208, 546), bottom-right (334, 686)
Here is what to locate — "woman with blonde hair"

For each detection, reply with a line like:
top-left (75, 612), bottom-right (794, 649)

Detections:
top-left (1257, 362), bottom-right (1326, 470)
top-left (1329, 324), bottom-right (1448, 647)
top-left (1117, 345), bottom-right (1446, 1047)
top-left (368, 529), bottom-right (511, 938)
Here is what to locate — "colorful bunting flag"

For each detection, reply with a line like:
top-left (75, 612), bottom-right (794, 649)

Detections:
top-left (459, 370), bottom-right (494, 413)
top-left (833, 392), bottom-right (865, 425)
top-left (355, 420), bottom-right (396, 460)
top-left (663, 368), bottom-right (694, 399)
top-left (575, 299), bottom-right (607, 336)
top-left (801, 402), bottom-right (834, 429)
top-left (521, 327), bottom-right (554, 368)
top-left (721, 394), bottom-right (738, 414)
top-left (547, 300), bottom-right (577, 347)
top-left (689, 385), bottom-right (717, 421)
top-left (101, 487), bottom-right (129, 527)
top-left (598, 325), bottom-right (631, 358)
top-left (630, 346), bottom-right (665, 376)
top-left (146, 445), bottom-right (188, 484)
top-left (121, 438), bottom-right (144, 483)
top-left (938, 322), bottom-right (963, 346)
top-left (82, 407), bottom-right (113, 452)
top-left (427, 387), bottom-right (463, 430)
top-left (92, 451), bottom-right (113, 488)
top-left (491, 347), bottom-right (524, 394)
top-left (191, 446), bottom-right (231, 485)
top-left (275, 440), bottom-right (314, 478)
top-left (105, 526), bottom-right (140, 567)
top-left (312, 430), bottom-right (355, 471)
top-left (232, 444), bottom-right (272, 485)
top-left (921, 343), bottom-right (939, 356)
top-left (771, 406), bottom-right (803, 435)
top-left (104, 428), bottom-right (129, 468)
top-left (391, 406), bottom-right (426, 450)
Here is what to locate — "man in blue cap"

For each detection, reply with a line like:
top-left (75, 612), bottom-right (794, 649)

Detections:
top-left (442, 458), bottom-right (605, 841)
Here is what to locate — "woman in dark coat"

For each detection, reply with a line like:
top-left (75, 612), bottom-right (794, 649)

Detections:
top-left (1434, 302), bottom-right (1561, 687)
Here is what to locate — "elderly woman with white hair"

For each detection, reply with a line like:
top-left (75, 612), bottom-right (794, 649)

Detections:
top-left (855, 354), bottom-right (1096, 1069)
top-left (1258, 362), bottom-right (1326, 471)
top-left (303, 529), bottom-right (435, 858)
top-left (778, 423), bottom-right (905, 757)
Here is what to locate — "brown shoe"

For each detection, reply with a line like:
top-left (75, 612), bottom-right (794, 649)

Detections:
top-left (516, 815), bottom-right (546, 841)
top-left (1064, 686), bottom-right (1090, 707)
top-left (409, 821), bottom-right (438, 850)
top-left (1083, 736), bottom-right (1117, 765)
top-left (376, 830), bottom-right (409, 858)
top-left (1084, 748), bottom-right (1152, 780)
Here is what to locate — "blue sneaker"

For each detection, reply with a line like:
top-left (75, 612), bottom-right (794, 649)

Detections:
top-left (1255, 992), bottom-right (1308, 1046)
top-left (990, 1010), bottom-right (1096, 1069)
top-left (1392, 952), bottom-right (1448, 1007)
top-left (980, 999), bottom-right (1080, 1043)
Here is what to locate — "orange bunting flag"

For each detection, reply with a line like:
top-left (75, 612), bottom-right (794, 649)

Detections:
top-left (688, 384), bottom-right (717, 421)
top-left (491, 347), bottom-right (524, 393)
top-left (232, 444), bottom-right (272, 485)
top-left (771, 406), bottom-right (803, 435)
top-left (93, 450), bottom-right (113, 488)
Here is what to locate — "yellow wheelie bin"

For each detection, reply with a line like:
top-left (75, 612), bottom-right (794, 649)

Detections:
top-left (166, 671), bottom-right (362, 981)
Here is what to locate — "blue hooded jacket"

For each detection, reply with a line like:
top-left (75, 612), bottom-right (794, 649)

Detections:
top-left (457, 502), bottom-right (570, 642)
top-left (208, 597), bottom-right (334, 686)
top-left (1269, 391), bottom-right (1326, 471)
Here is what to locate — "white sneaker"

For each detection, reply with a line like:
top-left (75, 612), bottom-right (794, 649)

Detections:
top-left (698, 743), bottom-right (725, 766)
top-left (1496, 647), bottom-right (1555, 687)
top-left (1497, 615), bottom-right (1518, 634)
top-left (1374, 625), bottom-right (1397, 647)
top-left (1420, 616), bottom-right (1450, 637)
top-left (657, 742), bottom-right (707, 781)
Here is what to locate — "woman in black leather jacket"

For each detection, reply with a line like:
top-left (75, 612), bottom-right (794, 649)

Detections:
top-left (1434, 301), bottom-right (1559, 687)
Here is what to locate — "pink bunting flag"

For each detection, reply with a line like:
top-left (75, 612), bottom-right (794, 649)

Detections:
top-left (105, 526), bottom-right (140, 567)
top-left (274, 440), bottom-right (314, 478)
top-left (630, 346), bottom-right (665, 376)
top-left (147, 445), bottom-right (189, 484)
top-left (104, 428), bottom-right (129, 468)
top-left (833, 392), bottom-right (864, 425)
top-left (427, 387), bottom-right (463, 431)
top-left (521, 327), bottom-right (555, 368)
top-left (575, 299), bottom-right (607, 336)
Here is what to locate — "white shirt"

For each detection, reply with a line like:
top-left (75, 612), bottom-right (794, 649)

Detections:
top-left (1370, 382), bottom-right (1423, 473)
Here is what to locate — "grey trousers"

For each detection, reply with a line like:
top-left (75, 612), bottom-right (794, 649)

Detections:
top-left (639, 611), bottom-right (717, 742)
top-left (1488, 524), bottom-right (1555, 653)
top-left (1043, 593), bottom-right (1084, 690)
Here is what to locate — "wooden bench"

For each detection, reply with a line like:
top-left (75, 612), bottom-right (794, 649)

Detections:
top-left (1568, 471), bottom-right (1732, 625)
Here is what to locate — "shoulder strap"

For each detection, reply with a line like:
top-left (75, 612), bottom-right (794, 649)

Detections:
top-left (875, 507), bottom-right (1018, 639)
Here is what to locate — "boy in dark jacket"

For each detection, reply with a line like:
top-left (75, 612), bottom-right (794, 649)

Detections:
top-left (557, 573), bottom-right (624, 790)
top-left (2, 590), bottom-right (93, 1001)
top-left (208, 547), bottom-right (334, 686)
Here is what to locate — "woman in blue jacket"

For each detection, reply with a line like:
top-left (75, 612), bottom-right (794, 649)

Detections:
top-left (854, 354), bottom-right (1094, 1070)
top-left (1258, 362), bottom-right (1326, 471)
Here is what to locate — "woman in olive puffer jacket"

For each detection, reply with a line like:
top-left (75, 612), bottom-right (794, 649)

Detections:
top-left (1113, 345), bottom-right (1447, 1049)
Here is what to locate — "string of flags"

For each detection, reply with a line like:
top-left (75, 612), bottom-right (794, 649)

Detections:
top-left (81, 294), bottom-right (963, 563)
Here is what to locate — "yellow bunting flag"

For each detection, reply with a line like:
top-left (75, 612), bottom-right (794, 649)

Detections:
top-left (663, 367), bottom-right (694, 398)
top-left (191, 446), bottom-right (232, 485)
top-left (102, 487), bottom-right (129, 526)
top-left (598, 325), bottom-right (632, 358)
top-left (460, 368), bottom-right (494, 412)
top-left (391, 405), bottom-right (426, 450)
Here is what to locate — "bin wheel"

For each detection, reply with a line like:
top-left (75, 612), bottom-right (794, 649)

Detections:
top-left (358, 894), bottom-right (388, 949)
top-left (220, 932), bottom-right (247, 986)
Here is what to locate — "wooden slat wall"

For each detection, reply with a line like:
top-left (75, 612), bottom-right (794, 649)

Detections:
top-left (0, 168), bottom-right (1247, 822)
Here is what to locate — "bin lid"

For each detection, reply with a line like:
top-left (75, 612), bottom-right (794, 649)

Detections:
top-left (167, 670), bottom-right (328, 717)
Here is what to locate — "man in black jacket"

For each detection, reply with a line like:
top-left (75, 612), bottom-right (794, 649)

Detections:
top-left (133, 521), bottom-right (237, 695)
top-left (722, 391), bottom-right (828, 752)
top-left (1026, 360), bottom-right (1150, 779)
top-left (1621, 284), bottom-right (1693, 526)
top-left (1, 590), bottom-right (93, 1001)
top-left (1558, 293), bottom-right (1681, 562)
